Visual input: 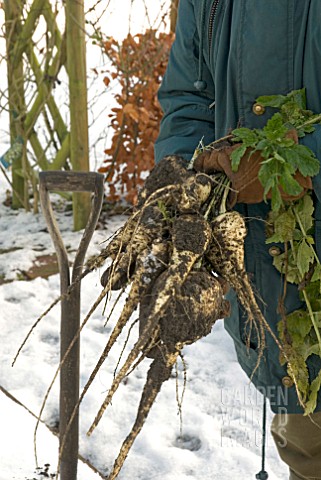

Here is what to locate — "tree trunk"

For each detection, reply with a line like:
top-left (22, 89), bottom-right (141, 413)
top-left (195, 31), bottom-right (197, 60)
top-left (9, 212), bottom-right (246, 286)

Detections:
top-left (66, 0), bottom-right (91, 231)
top-left (170, 0), bottom-right (179, 33)
top-left (4, 0), bottom-right (26, 209)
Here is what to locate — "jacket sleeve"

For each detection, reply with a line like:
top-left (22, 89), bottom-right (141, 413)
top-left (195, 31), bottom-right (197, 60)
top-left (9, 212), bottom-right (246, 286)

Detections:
top-left (154, 0), bottom-right (216, 163)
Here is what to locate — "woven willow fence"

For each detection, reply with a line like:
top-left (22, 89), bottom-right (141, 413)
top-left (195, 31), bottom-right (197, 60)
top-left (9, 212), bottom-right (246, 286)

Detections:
top-left (4, 0), bottom-right (90, 230)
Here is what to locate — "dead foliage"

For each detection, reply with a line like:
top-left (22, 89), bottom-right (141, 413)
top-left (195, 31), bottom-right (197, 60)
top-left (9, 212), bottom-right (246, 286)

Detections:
top-left (99, 30), bottom-right (174, 204)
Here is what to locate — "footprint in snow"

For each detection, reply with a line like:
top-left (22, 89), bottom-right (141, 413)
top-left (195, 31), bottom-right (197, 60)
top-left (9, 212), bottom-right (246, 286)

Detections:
top-left (174, 433), bottom-right (202, 451)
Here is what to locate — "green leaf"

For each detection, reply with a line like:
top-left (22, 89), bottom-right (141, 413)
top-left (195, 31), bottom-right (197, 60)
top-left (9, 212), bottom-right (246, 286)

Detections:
top-left (265, 88), bottom-right (305, 110)
top-left (266, 209), bottom-right (296, 243)
top-left (306, 235), bottom-right (315, 245)
top-left (303, 279), bottom-right (321, 303)
top-left (294, 334), bottom-right (319, 360)
top-left (287, 88), bottom-right (307, 110)
top-left (311, 264), bottom-right (321, 282)
top-left (305, 370), bottom-right (321, 415)
top-left (286, 353), bottom-right (309, 402)
top-left (258, 157), bottom-right (281, 193)
top-left (263, 176), bottom-right (278, 200)
top-left (273, 152), bottom-right (286, 164)
top-left (265, 233), bottom-right (282, 244)
top-left (271, 252), bottom-right (286, 274)
top-left (263, 113), bottom-right (288, 140)
top-left (291, 145), bottom-right (320, 177)
top-left (277, 137), bottom-right (296, 148)
top-left (281, 148), bottom-right (302, 171)
top-left (258, 164), bottom-right (273, 193)
top-left (310, 298), bottom-right (321, 312)
top-left (313, 312), bottom-right (321, 328)
top-left (231, 128), bottom-right (258, 146)
top-left (230, 144), bottom-right (247, 172)
top-left (279, 171), bottom-right (303, 196)
top-left (272, 248), bottom-right (301, 283)
top-left (293, 195), bottom-right (314, 233)
top-left (300, 125), bottom-right (316, 135)
top-left (271, 185), bottom-right (283, 212)
top-left (255, 138), bottom-right (271, 151)
top-left (302, 341), bottom-right (321, 358)
top-left (286, 309), bottom-right (312, 341)
top-left (293, 228), bottom-right (303, 241)
top-left (255, 94), bottom-right (287, 108)
top-left (297, 240), bottom-right (315, 276)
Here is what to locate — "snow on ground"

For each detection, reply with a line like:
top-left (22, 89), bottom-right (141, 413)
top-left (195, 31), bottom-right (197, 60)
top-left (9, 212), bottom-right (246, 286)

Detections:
top-left (0, 173), bottom-right (289, 480)
top-left (0, 390), bottom-right (101, 480)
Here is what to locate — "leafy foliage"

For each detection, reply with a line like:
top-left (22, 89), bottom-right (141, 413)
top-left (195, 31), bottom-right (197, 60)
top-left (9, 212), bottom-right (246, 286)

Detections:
top-left (229, 88), bottom-right (321, 413)
top-left (267, 192), bottom-right (321, 413)
top-left (231, 89), bottom-right (321, 211)
top-left (99, 30), bottom-right (174, 204)
top-left (256, 89), bottom-right (319, 136)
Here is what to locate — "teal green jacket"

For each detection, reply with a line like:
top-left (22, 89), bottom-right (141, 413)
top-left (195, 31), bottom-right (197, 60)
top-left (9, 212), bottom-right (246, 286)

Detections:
top-left (155, 0), bottom-right (321, 414)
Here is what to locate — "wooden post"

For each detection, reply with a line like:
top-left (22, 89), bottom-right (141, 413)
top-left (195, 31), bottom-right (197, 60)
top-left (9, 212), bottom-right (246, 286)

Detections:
top-left (4, 0), bottom-right (26, 208)
top-left (65, 0), bottom-right (91, 231)
top-left (170, 0), bottom-right (179, 33)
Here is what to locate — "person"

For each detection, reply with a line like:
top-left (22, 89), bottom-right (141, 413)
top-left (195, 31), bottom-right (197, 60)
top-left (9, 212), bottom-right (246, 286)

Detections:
top-left (154, 1), bottom-right (321, 479)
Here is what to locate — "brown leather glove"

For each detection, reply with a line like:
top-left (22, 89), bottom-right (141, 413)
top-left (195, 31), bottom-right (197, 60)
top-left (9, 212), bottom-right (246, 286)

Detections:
top-left (194, 138), bottom-right (312, 206)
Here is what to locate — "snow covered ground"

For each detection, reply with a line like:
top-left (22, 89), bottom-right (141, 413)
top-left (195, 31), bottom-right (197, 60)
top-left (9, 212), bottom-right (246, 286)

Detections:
top-left (0, 175), bottom-right (289, 480)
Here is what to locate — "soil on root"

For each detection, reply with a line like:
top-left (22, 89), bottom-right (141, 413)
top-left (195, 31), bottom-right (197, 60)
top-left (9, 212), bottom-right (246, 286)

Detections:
top-left (139, 269), bottom-right (230, 355)
top-left (138, 155), bottom-right (193, 204)
top-left (172, 214), bottom-right (210, 256)
top-left (100, 205), bottom-right (167, 290)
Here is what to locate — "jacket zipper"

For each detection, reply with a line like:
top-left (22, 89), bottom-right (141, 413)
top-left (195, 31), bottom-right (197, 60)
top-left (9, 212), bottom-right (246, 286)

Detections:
top-left (208, 0), bottom-right (220, 54)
